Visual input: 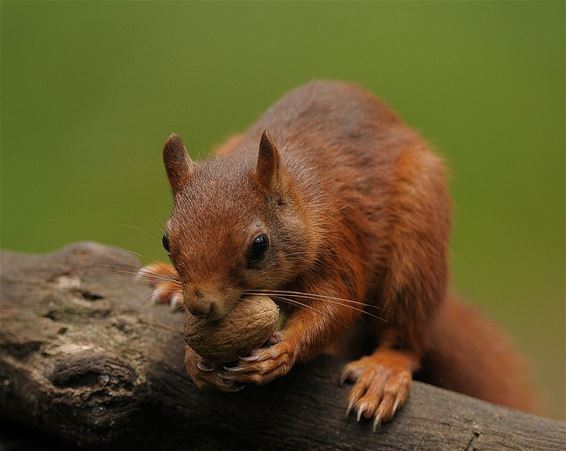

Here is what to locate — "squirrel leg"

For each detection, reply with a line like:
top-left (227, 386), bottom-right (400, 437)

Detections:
top-left (136, 262), bottom-right (184, 311)
top-left (340, 343), bottom-right (420, 430)
top-left (217, 279), bottom-right (360, 386)
top-left (338, 148), bottom-right (451, 428)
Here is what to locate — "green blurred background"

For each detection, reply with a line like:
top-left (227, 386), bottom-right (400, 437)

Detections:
top-left (1, 2), bottom-right (564, 419)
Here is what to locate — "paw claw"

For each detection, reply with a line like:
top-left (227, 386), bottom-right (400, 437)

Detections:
top-left (222, 366), bottom-right (244, 372)
top-left (372, 413), bottom-right (382, 432)
top-left (197, 361), bottom-right (214, 372)
top-left (346, 398), bottom-right (355, 417)
top-left (267, 331), bottom-right (282, 346)
top-left (239, 354), bottom-right (260, 362)
top-left (150, 288), bottom-right (163, 305)
top-left (209, 341), bottom-right (293, 387)
top-left (170, 293), bottom-right (184, 311)
top-left (134, 268), bottom-right (146, 282)
top-left (339, 369), bottom-right (350, 387)
top-left (356, 403), bottom-right (366, 422)
top-left (215, 377), bottom-right (236, 388)
top-left (393, 398), bottom-right (400, 414)
top-left (226, 384), bottom-right (246, 392)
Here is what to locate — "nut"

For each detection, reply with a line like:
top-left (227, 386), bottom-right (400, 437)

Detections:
top-left (184, 295), bottom-right (279, 362)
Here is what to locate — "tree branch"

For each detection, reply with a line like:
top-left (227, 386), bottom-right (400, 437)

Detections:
top-left (0, 243), bottom-right (563, 450)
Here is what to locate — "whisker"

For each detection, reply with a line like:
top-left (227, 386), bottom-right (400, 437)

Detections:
top-left (140, 275), bottom-right (182, 285)
top-left (273, 296), bottom-right (323, 315)
top-left (136, 272), bottom-right (182, 286)
top-left (152, 262), bottom-right (179, 277)
top-left (112, 247), bottom-right (146, 259)
top-left (75, 264), bottom-right (140, 277)
top-left (84, 264), bottom-right (181, 286)
top-left (247, 289), bottom-right (388, 313)
top-left (245, 291), bottom-right (388, 323)
top-left (117, 223), bottom-right (163, 241)
top-left (273, 296), bottom-right (356, 333)
top-left (88, 265), bottom-right (139, 274)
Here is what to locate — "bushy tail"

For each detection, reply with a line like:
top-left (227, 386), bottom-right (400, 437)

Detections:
top-left (422, 294), bottom-right (539, 413)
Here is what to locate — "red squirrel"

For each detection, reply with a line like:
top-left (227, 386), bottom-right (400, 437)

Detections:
top-left (139, 81), bottom-right (537, 427)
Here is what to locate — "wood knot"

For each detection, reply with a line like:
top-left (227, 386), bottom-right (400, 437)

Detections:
top-left (47, 351), bottom-right (138, 392)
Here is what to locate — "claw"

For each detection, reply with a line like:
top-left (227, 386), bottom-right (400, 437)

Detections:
top-left (267, 332), bottom-right (282, 345)
top-left (393, 398), bottom-right (400, 414)
top-left (170, 293), bottom-right (184, 311)
top-left (372, 413), bottom-right (382, 432)
top-left (239, 354), bottom-right (260, 362)
top-left (135, 268), bottom-right (146, 281)
top-left (150, 288), bottom-right (163, 305)
top-left (346, 398), bottom-right (355, 417)
top-left (356, 403), bottom-right (366, 422)
top-left (197, 361), bottom-right (214, 372)
top-left (215, 377), bottom-right (236, 389)
top-left (339, 369), bottom-right (350, 387)
top-left (218, 372), bottom-right (243, 383)
top-left (222, 365), bottom-right (245, 372)
top-left (225, 384), bottom-right (246, 393)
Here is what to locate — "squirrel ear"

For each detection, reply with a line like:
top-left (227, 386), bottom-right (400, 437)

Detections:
top-left (163, 133), bottom-right (194, 194)
top-left (255, 130), bottom-right (281, 191)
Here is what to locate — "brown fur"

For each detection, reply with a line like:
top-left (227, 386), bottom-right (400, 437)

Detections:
top-left (422, 294), bottom-right (537, 412)
top-left (142, 81), bottom-right (537, 421)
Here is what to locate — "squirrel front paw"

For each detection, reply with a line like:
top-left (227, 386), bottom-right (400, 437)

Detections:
top-left (341, 353), bottom-right (412, 430)
top-left (217, 336), bottom-right (295, 385)
top-left (185, 346), bottom-right (245, 393)
top-left (136, 262), bottom-right (184, 311)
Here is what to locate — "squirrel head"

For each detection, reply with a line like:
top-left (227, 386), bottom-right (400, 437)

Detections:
top-left (162, 130), bottom-right (316, 321)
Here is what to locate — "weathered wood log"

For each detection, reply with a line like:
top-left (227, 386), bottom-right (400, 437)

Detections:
top-left (0, 242), bottom-right (564, 450)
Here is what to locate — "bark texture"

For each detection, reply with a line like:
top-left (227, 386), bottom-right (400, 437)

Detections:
top-left (0, 242), bottom-right (564, 450)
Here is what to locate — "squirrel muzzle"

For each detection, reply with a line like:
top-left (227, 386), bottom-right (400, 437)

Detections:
top-left (183, 285), bottom-right (235, 321)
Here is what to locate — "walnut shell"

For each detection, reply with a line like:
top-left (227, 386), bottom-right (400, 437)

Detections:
top-left (184, 295), bottom-right (279, 363)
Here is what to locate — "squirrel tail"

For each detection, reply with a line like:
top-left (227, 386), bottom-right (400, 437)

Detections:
top-left (421, 294), bottom-right (540, 414)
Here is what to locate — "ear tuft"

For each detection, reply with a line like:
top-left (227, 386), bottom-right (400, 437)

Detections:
top-left (163, 133), bottom-right (194, 194)
top-left (256, 130), bottom-right (281, 191)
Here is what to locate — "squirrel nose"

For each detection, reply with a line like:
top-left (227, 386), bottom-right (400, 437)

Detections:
top-left (184, 287), bottom-right (214, 319)
top-left (186, 300), bottom-right (212, 319)
top-left (184, 287), bottom-right (226, 320)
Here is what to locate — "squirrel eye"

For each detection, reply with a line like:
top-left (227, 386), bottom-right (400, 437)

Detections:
top-left (162, 233), bottom-right (171, 255)
top-left (248, 233), bottom-right (269, 266)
